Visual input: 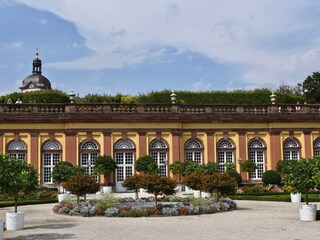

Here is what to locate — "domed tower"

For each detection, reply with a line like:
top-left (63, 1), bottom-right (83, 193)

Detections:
top-left (20, 50), bottom-right (52, 92)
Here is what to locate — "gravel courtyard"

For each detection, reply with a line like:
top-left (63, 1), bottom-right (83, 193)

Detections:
top-left (1, 194), bottom-right (320, 240)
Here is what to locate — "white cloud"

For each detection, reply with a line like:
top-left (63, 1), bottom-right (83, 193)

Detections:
top-left (40, 18), bottom-right (47, 24)
top-left (1, 41), bottom-right (24, 49)
top-left (192, 79), bottom-right (212, 91)
top-left (13, 0), bottom-right (320, 88)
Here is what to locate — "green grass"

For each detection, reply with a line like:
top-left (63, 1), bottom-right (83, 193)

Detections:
top-left (0, 199), bottom-right (58, 208)
top-left (228, 193), bottom-right (320, 202)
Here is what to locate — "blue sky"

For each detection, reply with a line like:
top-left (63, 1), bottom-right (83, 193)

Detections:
top-left (1, 0), bottom-right (320, 97)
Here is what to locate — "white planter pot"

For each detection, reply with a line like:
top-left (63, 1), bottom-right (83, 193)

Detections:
top-left (299, 203), bottom-right (317, 221)
top-left (103, 186), bottom-right (112, 193)
top-left (201, 192), bottom-right (211, 198)
top-left (174, 184), bottom-right (183, 193)
top-left (139, 188), bottom-right (148, 193)
top-left (6, 212), bottom-right (25, 231)
top-left (290, 193), bottom-right (301, 203)
top-left (185, 186), bottom-right (194, 194)
top-left (58, 193), bottom-right (70, 203)
top-left (193, 190), bottom-right (201, 198)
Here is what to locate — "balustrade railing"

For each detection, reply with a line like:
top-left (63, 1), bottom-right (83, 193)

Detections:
top-left (0, 103), bottom-right (319, 114)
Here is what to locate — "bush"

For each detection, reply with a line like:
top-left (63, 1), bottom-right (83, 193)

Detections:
top-left (96, 193), bottom-right (119, 212)
top-left (262, 170), bottom-right (282, 185)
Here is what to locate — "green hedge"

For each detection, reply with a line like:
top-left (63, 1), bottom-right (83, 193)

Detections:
top-left (0, 90), bottom-right (70, 104)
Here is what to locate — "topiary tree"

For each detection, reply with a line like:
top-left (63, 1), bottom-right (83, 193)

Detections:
top-left (184, 173), bottom-right (206, 193)
top-left (52, 161), bottom-right (76, 193)
top-left (262, 170), bottom-right (282, 186)
top-left (241, 160), bottom-right (257, 181)
top-left (63, 172), bottom-right (100, 204)
top-left (93, 155), bottom-right (117, 186)
top-left (122, 175), bottom-right (144, 199)
top-left (0, 154), bottom-right (38, 213)
top-left (203, 173), bottom-right (237, 201)
top-left (136, 155), bottom-right (158, 174)
top-left (140, 173), bottom-right (176, 207)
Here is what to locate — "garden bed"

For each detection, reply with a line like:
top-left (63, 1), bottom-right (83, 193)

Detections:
top-left (53, 194), bottom-right (237, 217)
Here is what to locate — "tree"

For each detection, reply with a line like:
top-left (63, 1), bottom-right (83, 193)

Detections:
top-left (0, 154), bottom-right (38, 213)
top-left (52, 161), bottom-right (76, 192)
top-left (283, 158), bottom-right (317, 204)
top-left (241, 160), bottom-right (257, 181)
top-left (135, 155), bottom-right (158, 174)
top-left (225, 163), bottom-right (242, 186)
top-left (184, 173), bottom-right (206, 192)
top-left (303, 72), bottom-right (320, 103)
top-left (122, 175), bottom-right (144, 199)
top-left (63, 172), bottom-right (100, 204)
top-left (93, 155), bottom-right (117, 185)
top-left (203, 173), bottom-right (237, 201)
top-left (277, 84), bottom-right (302, 96)
top-left (140, 174), bottom-right (176, 207)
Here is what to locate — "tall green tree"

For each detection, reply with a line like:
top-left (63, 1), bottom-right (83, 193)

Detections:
top-left (303, 72), bottom-right (320, 103)
top-left (93, 155), bottom-right (117, 186)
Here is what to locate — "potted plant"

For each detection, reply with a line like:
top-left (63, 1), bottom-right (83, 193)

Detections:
top-left (0, 154), bottom-right (38, 230)
top-left (203, 173), bottom-right (237, 201)
top-left (122, 174), bottom-right (144, 199)
top-left (276, 160), bottom-right (301, 202)
top-left (241, 160), bottom-right (257, 182)
top-left (184, 173), bottom-right (206, 198)
top-left (63, 171), bottom-right (100, 204)
top-left (283, 158), bottom-right (318, 221)
top-left (136, 155), bottom-right (158, 192)
top-left (51, 161), bottom-right (76, 202)
top-left (140, 173), bottom-right (176, 207)
top-left (93, 155), bottom-right (117, 193)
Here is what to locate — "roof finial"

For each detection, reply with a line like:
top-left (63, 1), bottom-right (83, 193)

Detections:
top-left (36, 48), bottom-right (39, 59)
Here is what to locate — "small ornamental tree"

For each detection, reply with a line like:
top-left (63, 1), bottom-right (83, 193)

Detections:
top-left (241, 160), bottom-right (257, 181)
top-left (122, 175), bottom-right (144, 199)
top-left (63, 172), bottom-right (100, 204)
top-left (141, 174), bottom-right (176, 207)
top-left (225, 163), bottom-right (242, 186)
top-left (52, 161), bottom-right (76, 193)
top-left (203, 173), bottom-right (237, 201)
top-left (93, 155), bottom-right (117, 186)
top-left (0, 154), bottom-right (38, 213)
top-left (136, 155), bottom-right (158, 174)
top-left (184, 173), bottom-right (206, 193)
top-left (283, 158), bottom-right (316, 204)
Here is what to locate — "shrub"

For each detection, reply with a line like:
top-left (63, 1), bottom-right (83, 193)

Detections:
top-left (105, 207), bottom-right (119, 217)
top-left (262, 170), bottom-right (282, 185)
top-left (96, 193), bottom-right (120, 212)
top-left (118, 208), bottom-right (149, 217)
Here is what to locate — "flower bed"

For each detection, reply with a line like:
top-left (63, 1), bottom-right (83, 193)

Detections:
top-left (52, 194), bottom-right (237, 217)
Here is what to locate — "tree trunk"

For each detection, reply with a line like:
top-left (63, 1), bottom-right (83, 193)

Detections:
top-left (154, 192), bottom-right (158, 208)
top-left (14, 197), bottom-right (18, 213)
top-left (135, 189), bottom-right (139, 200)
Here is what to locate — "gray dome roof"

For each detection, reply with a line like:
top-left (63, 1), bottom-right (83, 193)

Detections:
top-left (20, 51), bottom-right (52, 91)
top-left (20, 73), bottom-right (52, 90)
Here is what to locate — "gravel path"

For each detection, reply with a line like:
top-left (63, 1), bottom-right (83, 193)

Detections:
top-left (1, 194), bottom-right (320, 240)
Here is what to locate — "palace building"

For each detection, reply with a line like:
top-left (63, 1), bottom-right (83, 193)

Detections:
top-left (1, 56), bottom-right (320, 192)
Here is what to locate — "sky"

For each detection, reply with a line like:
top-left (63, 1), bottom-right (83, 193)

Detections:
top-left (1, 0), bottom-right (320, 97)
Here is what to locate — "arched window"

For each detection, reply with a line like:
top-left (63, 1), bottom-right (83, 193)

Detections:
top-left (217, 139), bottom-right (235, 173)
top-left (150, 139), bottom-right (168, 176)
top-left (7, 140), bottom-right (27, 161)
top-left (283, 138), bottom-right (300, 160)
top-left (248, 139), bottom-right (265, 179)
top-left (313, 138), bottom-right (320, 157)
top-left (42, 140), bottom-right (61, 184)
top-left (80, 140), bottom-right (99, 181)
top-left (114, 139), bottom-right (135, 192)
top-left (185, 139), bottom-right (203, 164)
